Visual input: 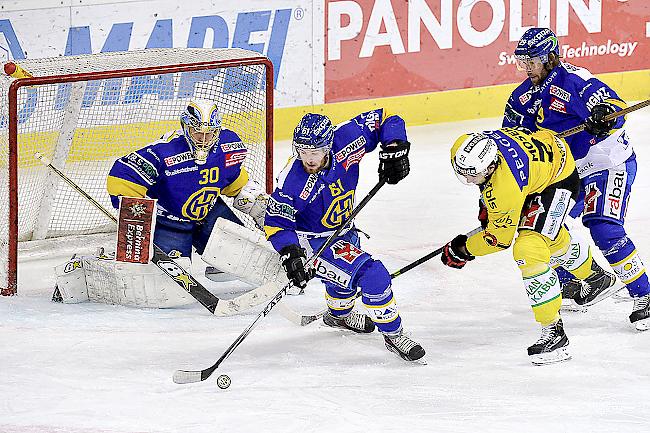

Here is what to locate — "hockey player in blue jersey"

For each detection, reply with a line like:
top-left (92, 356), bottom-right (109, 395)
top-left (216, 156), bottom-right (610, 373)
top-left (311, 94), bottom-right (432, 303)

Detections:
top-left (264, 112), bottom-right (425, 361)
top-left (107, 98), bottom-right (268, 263)
top-left (503, 27), bottom-right (649, 330)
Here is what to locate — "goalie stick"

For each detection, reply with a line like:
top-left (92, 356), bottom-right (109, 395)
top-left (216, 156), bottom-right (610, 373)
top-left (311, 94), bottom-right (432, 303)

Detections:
top-left (34, 153), bottom-right (271, 316)
top-left (172, 179), bottom-right (386, 384)
top-left (276, 226), bottom-right (483, 326)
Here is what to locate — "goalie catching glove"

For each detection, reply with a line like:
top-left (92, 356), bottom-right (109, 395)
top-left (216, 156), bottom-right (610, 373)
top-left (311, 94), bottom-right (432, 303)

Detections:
top-left (378, 140), bottom-right (410, 184)
top-left (441, 234), bottom-right (475, 269)
top-left (232, 181), bottom-right (269, 230)
top-left (279, 244), bottom-right (314, 289)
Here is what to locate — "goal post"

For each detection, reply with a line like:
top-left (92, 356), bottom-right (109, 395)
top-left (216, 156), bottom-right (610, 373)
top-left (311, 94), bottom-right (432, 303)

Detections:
top-left (1, 48), bottom-right (274, 296)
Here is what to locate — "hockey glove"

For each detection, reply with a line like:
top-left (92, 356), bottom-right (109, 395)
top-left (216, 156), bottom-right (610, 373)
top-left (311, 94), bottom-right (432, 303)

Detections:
top-left (441, 235), bottom-right (475, 269)
top-left (378, 140), bottom-right (410, 185)
top-left (280, 244), bottom-right (314, 289)
top-left (584, 102), bottom-right (617, 138)
top-left (478, 198), bottom-right (488, 229)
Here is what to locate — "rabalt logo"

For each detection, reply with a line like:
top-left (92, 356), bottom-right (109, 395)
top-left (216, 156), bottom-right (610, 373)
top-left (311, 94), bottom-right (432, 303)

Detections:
top-left (0, 9), bottom-right (291, 125)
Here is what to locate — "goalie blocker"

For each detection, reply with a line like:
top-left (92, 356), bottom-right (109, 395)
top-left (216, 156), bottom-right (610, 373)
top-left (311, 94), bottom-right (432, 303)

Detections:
top-left (53, 197), bottom-right (194, 308)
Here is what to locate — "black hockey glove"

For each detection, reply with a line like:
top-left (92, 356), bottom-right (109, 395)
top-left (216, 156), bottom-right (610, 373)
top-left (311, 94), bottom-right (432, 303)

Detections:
top-left (441, 235), bottom-right (475, 269)
top-left (478, 198), bottom-right (488, 229)
top-left (584, 102), bottom-right (617, 138)
top-left (280, 244), bottom-right (314, 289)
top-left (378, 140), bottom-right (410, 185)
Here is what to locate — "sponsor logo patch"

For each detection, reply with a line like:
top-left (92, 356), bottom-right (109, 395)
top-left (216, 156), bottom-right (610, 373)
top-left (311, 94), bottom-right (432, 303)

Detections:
top-left (266, 197), bottom-right (296, 221)
top-left (335, 136), bottom-right (366, 163)
top-left (519, 91), bottom-right (531, 105)
top-left (549, 97), bottom-right (566, 113)
top-left (520, 196), bottom-right (545, 229)
top-left (605, 170), bottom-right (626, 220)
top-left (364, 111), bottom-right (381, 131)
top-left (164, 151), bottom-right (193, 167)
top-left (299, 174), bottom-right (318, 200)
top-left (331, 240), bottom-right (364, 264)
top-left (342, 148), bottom-right (365, 171)
top-left (584, 182), bottom-right (601, 215)
top-left (220, 141), bottom-right (246, 152)
top-left (225, 151), bottom-right (247, 167)
top-left (313, 258), bottom-right (350, 288)
top-left (550, 85), bottom-right (571, 102)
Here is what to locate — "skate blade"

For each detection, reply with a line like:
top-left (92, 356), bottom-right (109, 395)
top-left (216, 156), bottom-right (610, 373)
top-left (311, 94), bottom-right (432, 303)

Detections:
top-left (529, 347), bottom-right (572, 366)
top-left (560, 300), bottom-right (588, 313)
top-left (561, 284), bottom-right (625, 312)
top-left (634, 317), bottom-right (650, 332)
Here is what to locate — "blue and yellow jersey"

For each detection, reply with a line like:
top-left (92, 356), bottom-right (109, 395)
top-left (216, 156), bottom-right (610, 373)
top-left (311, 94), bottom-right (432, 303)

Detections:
top-left (107, 129), bottom-right (248, 224)
top-left (451, 128), bottom-right (575, 257)
top-left (503, 62), bottom-right (631, 177)
top-left (264, 109), bottom-right (407, 252)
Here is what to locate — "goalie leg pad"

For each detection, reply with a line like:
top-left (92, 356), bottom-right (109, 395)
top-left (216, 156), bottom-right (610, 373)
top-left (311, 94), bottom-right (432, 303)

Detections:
top-left (202, 218), bottom-right (287, 287)
top-left (54, 254), bottom-right (195, 308)
top-left (53, 257), bottom-right (89, 303)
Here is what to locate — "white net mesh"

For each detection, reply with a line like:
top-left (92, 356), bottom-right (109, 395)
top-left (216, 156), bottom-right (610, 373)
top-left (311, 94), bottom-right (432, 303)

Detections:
top-left (0, 48), bottom-right (271, 294)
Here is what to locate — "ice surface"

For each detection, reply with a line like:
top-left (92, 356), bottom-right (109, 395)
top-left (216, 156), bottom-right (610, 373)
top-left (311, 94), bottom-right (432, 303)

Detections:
top-left (2, 113), bottom-right (649, 433)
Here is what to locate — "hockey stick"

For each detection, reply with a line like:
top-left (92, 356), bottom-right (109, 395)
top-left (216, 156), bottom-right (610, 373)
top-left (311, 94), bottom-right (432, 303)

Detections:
top-left (34, 153), bottom-right (267, 316)
top-left (277, 226), bottom-right (483, 326)
top-left (172, 179), bottom-right (387, 384)
top-left (557, 98), bottom-right (650, 139)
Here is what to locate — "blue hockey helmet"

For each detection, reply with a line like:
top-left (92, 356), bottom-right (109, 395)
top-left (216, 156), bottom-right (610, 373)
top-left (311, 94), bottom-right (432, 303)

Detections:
top-left (292, 113), bottom-right (334, 153)
top-left (180, 98), bottom-right (222, 164)
top-left (514, 27), bottom-right (560, 66)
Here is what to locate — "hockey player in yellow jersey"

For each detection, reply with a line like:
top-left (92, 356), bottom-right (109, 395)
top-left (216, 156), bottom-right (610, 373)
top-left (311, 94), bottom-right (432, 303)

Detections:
top-left (441, 127), bottom-right (603, 365)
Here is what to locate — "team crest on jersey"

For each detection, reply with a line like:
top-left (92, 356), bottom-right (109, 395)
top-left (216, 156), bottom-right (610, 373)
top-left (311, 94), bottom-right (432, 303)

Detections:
top-left (520, 196), bottom-right (545, 229)
top-left (225, 151), bottom-right (247, 167)
top-left (331, 240), bottom-right (363, 264)
top-left (584, 183), bottom-right (601, 215)
top-left (181, 187), bottom-right (220, 220)
top-left (550, 85), bottom-right (571, 102)
top-left (164, 151), bottom-right (193, 167)
top-left (549, 97), bottom-right (566, 113)
top-left (322, 190), bottom-right (354, 228)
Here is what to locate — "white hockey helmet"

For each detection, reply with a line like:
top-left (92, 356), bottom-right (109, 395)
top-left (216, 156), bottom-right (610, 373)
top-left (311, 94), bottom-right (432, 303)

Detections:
top-left (180, 98), bottom-right (222, 165)
top-left (451, 133), bottom-right (499, 185)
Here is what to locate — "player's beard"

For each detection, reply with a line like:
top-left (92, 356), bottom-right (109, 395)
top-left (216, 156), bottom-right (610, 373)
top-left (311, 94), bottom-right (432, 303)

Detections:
top-left (302, 154), bottom-right (329, 174)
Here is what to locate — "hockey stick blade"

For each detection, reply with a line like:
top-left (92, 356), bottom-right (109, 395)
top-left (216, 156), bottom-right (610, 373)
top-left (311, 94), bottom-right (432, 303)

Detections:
top-left (172, 369), bottom-right (205, 384)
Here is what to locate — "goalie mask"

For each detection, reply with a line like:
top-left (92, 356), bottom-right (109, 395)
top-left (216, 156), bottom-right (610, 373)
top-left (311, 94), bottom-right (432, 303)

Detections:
top-left (292, 113), bottom-right (334, 174)
top-left (451, 133), bottom-right (499, 186)
top-left (180, 99), bottom-right (222, 165)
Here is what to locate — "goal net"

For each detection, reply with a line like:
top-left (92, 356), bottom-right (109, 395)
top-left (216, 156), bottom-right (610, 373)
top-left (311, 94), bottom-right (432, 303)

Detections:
top-left (0, 48), bottom-right (273, 295)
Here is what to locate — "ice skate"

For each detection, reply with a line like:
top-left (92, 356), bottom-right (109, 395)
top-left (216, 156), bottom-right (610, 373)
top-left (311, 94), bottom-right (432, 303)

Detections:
top-left (561, 261), bottom-right (620, 312)
top-left (527, 318), bottom-right (571, 365)
top-left (383, 331), bottom-right (426, 362)
top-left (629, 293), bottom-right (650, 331)
top-left (323, 310), bottom-right (375, 333)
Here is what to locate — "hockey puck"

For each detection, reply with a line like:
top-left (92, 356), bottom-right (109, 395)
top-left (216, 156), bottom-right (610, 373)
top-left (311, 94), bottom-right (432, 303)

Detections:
top-left (216, 374), bottom-right (231, 389)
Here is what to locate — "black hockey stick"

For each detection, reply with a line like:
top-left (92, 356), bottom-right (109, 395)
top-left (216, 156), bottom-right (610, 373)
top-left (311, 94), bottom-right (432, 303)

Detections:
top-left (172, 179), bottom-right (387, 384)
top-left (34, 153), bottom-right (241, 315)
top-left (557, 98), bottom-right (650, 139)
top-left (278, 226), bottom-right (484, 326)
